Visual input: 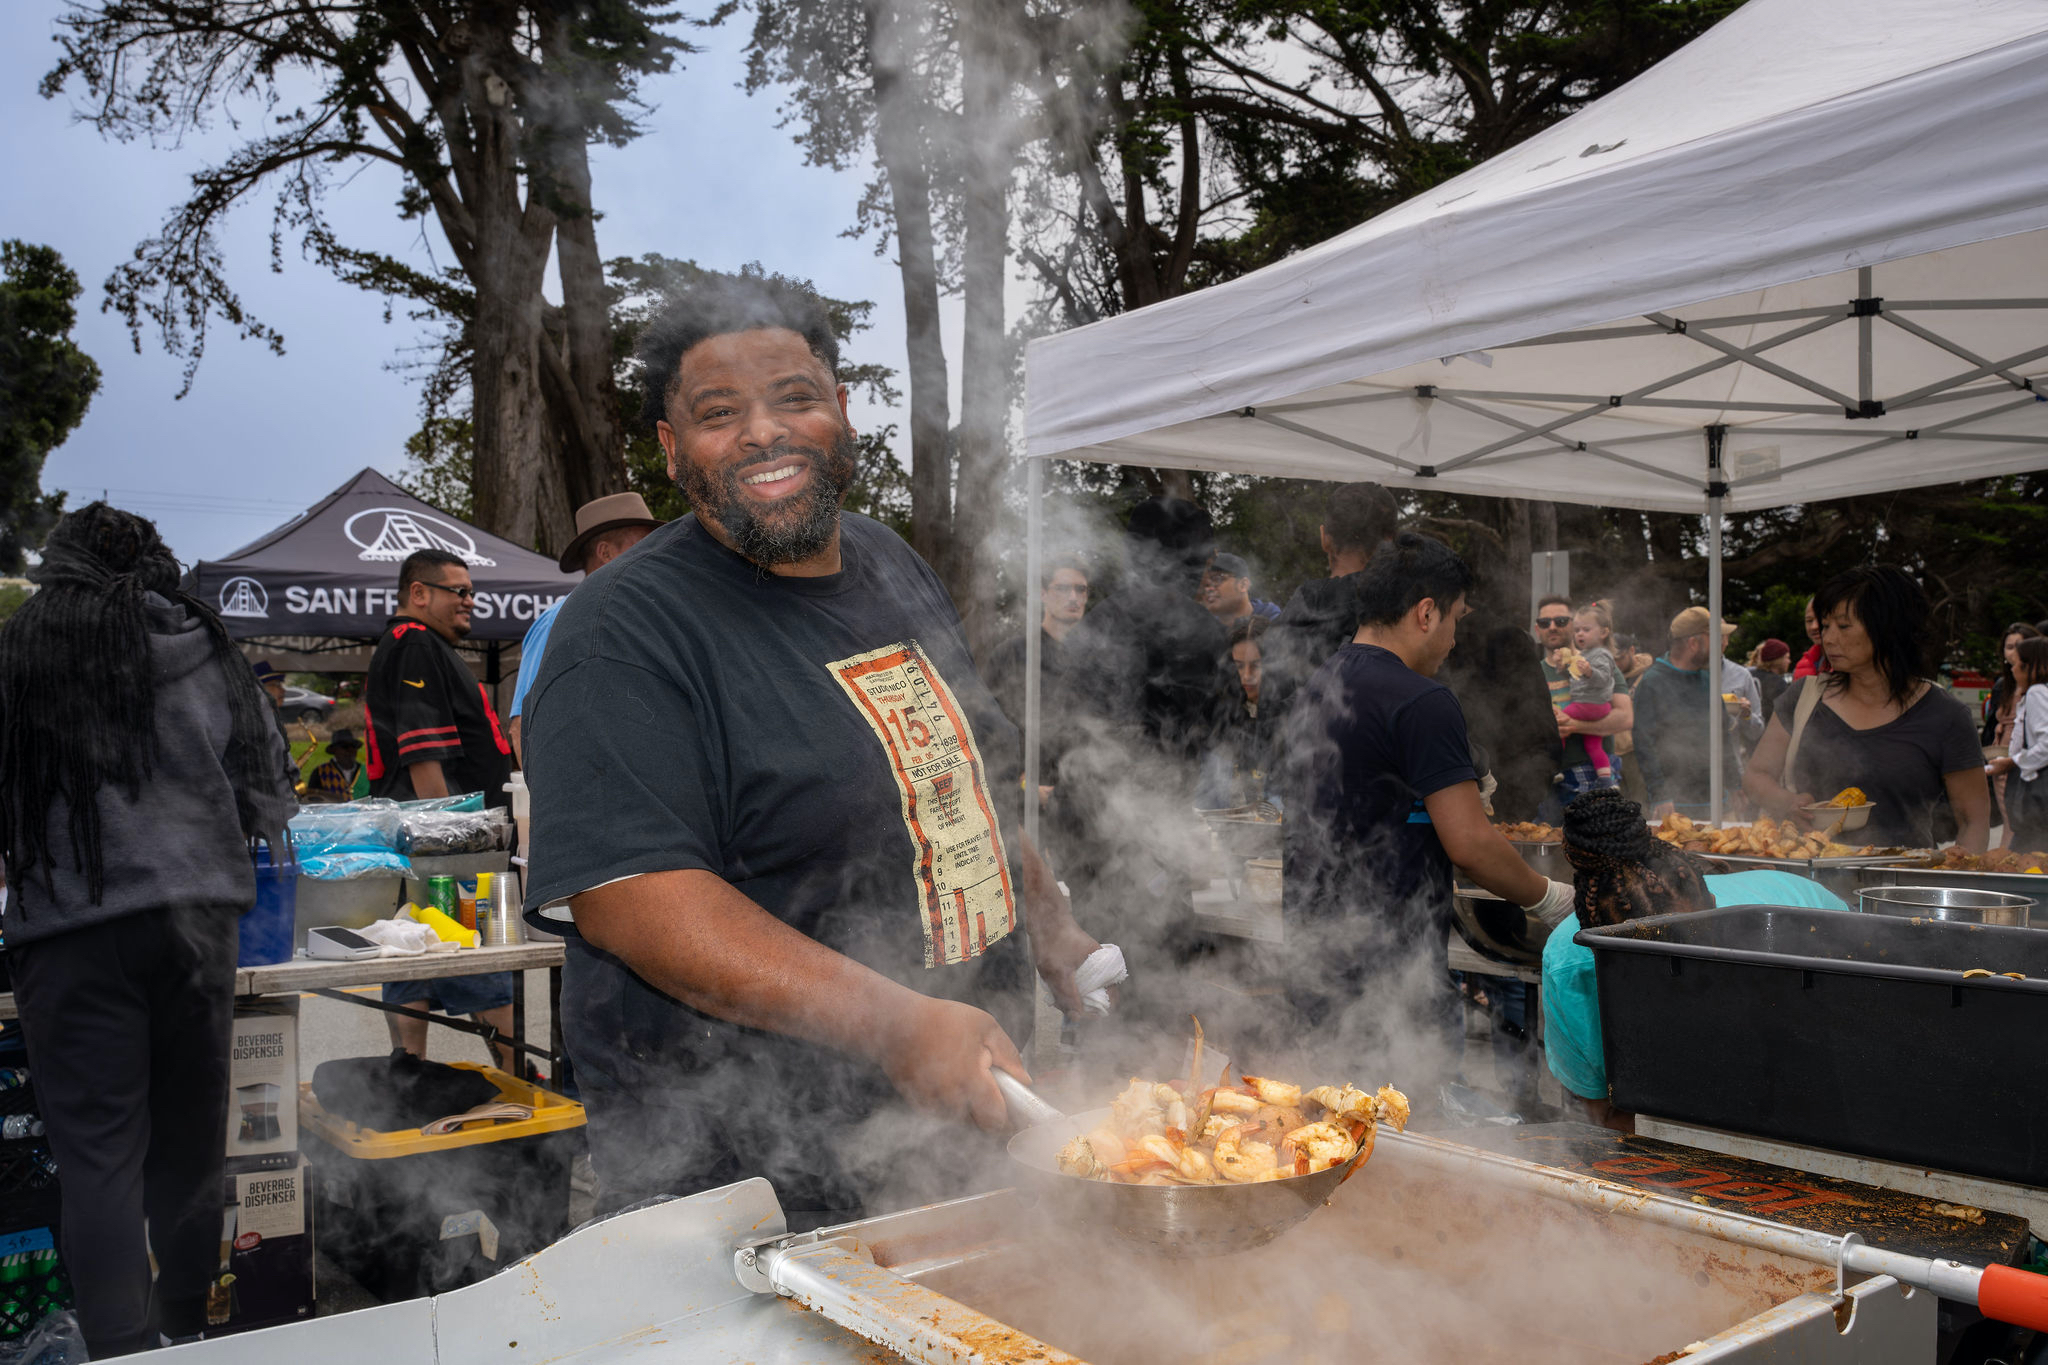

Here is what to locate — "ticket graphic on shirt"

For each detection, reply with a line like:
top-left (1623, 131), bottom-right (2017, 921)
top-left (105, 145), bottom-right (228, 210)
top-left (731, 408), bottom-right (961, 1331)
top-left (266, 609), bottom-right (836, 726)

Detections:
top-left (828, 641), bottom-right (1017, 967)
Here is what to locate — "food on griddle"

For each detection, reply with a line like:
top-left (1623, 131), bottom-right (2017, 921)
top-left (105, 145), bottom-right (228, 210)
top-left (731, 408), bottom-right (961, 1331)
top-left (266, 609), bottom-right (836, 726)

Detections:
top-left (1653, 813), bottom-right (1855, 859)
top-left (1496, 821), bottom-right (1561, 843)
top-left (1827, 787), bottom-right (1869, 808)
top-left (1056, 1076), bottom-right (1408, 1187)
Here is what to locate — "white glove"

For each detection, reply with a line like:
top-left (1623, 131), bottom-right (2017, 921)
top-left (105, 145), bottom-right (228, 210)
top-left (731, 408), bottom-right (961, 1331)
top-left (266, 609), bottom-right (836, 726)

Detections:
top-left (1522, 878), bottom-right (1576, 928)
top-left (1073, 943), bottom-right (1128, 1016)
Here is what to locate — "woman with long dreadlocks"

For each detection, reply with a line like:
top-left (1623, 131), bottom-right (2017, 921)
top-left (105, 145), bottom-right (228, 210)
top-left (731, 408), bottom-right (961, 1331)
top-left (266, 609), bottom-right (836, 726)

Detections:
top-left (1539, 789), bottom-right (1848, 1132)
top-left (0, 503), bottom-right (296, 1356)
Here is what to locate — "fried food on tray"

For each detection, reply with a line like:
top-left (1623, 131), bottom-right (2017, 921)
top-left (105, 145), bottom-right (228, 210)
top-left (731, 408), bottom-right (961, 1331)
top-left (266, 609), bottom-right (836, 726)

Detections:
top-left (1827, 787), bottom-right (1869, 808)
top-left (1496, 821), bottom-right (1562, 843)
top-left (1913, 848), bottom-right (2048, 875)
top-left (1652, 813), bottom-right (1856, 859)
top-left (1057, 1076), bottom-right (1408, 1187)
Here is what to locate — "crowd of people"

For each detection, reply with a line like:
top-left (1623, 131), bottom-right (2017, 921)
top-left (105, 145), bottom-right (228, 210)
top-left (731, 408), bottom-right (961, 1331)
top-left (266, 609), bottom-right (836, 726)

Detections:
top-left (0, 269), bottom-right (2028, 1354)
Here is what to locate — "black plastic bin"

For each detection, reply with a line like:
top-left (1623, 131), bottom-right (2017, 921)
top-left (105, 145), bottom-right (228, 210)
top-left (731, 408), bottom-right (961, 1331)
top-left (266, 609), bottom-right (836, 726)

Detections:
top-left (299, 1064), bottom-right (584, 1301)
top-left (1577, 905), bottom-right (2048, 1186)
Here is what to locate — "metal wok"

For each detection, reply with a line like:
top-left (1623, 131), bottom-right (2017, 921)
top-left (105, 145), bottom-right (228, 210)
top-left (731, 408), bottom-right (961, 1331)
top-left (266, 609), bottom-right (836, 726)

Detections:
top-left (995, 1074), bottom-right (1372, 1258)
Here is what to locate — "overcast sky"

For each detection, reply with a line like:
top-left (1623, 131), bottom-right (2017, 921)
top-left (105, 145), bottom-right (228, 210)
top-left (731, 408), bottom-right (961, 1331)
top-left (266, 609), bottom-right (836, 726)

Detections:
top-left (1, 4), bottom-right (916, 565)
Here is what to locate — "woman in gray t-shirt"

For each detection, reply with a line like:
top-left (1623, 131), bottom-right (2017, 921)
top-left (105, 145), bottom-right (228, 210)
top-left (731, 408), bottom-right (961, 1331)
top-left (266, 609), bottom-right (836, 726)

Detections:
top-left (1745, 566), bottom-right (1988, 851)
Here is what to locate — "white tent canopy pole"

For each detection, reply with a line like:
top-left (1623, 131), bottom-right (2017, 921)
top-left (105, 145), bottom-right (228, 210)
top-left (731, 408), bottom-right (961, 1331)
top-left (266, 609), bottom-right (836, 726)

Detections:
top-left (1020, 0), bottom-right (2048, 829)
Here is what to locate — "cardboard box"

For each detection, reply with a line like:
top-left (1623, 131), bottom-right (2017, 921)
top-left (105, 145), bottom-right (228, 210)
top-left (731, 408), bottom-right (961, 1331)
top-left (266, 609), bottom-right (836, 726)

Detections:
top-left (227, 1008), bottom-right (297, 1167)
top-left (209, 1158), bottom-right (314, 1335)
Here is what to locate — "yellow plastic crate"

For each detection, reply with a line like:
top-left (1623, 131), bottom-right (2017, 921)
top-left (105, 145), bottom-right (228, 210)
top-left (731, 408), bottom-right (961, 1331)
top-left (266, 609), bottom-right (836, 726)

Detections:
top-left (298, 1062), bottom-right (584, 1158)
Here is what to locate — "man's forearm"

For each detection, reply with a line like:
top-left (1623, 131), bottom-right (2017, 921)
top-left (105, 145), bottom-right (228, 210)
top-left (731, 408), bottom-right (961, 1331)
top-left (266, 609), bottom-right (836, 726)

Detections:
top-left (1426, 783), bottom-right (1546, 906)
top-left (573, 868), bottom-right (922, 1064)
top-left (408, 760), bottom-right (451, 799)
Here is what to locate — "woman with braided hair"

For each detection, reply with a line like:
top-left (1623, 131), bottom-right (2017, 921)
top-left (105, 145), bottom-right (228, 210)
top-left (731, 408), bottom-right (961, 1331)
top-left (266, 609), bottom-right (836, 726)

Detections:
top-left (0, 503), bottom-right (296, 1355)
top-left (1540, 790), bottom-right (1847, 1131)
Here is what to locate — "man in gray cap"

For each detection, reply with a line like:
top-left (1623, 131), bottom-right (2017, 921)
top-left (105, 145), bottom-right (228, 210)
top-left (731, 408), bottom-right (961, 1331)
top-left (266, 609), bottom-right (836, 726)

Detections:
top-left (509, 492), bottom-right (663, 760)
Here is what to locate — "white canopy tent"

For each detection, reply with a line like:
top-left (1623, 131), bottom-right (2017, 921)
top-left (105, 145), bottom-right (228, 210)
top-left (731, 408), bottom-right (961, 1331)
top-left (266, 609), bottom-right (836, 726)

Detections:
top-left (1018, 0), bottom-right (2048, 832)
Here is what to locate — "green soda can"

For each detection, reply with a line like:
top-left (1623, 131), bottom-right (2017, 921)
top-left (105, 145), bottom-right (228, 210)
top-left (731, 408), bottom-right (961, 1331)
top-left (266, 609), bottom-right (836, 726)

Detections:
top-left (427, 875), bottom-right (458, 917)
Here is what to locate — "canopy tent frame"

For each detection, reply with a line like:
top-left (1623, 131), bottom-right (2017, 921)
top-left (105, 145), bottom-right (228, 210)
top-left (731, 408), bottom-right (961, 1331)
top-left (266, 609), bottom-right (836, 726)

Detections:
top-left (1021, 261), bottom-right (2048, 844)
top-left (1015, 0), bottom-right (2048, 848)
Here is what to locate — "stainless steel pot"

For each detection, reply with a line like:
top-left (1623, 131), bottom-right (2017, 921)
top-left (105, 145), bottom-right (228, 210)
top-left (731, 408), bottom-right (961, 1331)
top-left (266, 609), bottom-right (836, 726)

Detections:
top-left (1858, 884), bottom-right (2034, 927)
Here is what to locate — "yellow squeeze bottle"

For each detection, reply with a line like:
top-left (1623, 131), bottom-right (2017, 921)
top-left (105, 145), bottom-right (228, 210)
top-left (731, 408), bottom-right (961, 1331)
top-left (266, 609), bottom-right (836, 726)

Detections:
top-left (412, 902), bottom-right (479, 948)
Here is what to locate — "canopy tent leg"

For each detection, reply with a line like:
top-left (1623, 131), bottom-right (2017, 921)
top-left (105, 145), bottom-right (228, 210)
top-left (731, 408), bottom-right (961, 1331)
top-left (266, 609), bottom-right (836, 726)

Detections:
top-left (1022, 458), bottom-right (1058, 1074)
top-left (1024, 458), bottom-right (1044, 853)
top-left (1706, 426), bottom-right (1727, 827)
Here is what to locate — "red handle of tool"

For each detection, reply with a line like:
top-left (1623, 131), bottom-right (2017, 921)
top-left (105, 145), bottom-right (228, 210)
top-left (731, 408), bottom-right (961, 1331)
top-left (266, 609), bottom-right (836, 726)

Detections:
top-left (1978, 1265), bottom-right (2048, 1333)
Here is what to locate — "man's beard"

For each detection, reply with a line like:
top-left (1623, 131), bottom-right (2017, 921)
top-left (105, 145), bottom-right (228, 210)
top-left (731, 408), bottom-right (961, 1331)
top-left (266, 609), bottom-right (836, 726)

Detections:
top-left (676, 426), bottom-right (859, 567)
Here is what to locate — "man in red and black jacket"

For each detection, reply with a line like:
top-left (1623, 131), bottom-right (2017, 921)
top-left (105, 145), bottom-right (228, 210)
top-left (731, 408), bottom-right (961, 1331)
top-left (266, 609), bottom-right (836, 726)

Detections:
top-left (366, 549), bottom-right (513, 807)
top-left (365, 548), bottom-right (519, 1070)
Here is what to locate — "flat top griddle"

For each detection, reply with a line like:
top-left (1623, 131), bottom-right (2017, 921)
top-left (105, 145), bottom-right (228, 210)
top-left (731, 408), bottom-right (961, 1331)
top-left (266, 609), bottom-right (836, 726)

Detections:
top-left (1443, 1123), bottom-right (2029, 1266)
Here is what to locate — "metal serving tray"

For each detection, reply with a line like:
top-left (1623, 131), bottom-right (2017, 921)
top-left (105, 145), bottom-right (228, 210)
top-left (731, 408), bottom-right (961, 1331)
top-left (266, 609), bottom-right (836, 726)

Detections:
top-left (1691, 852), bottom-right (1903, 899)
top-left (1855, 860), bottom-right (2048, 910)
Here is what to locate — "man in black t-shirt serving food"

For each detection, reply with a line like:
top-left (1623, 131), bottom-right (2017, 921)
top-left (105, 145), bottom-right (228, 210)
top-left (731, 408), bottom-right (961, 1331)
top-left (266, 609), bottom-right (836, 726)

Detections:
top-left (521, 273), bottom-right (1100, 1224)
top-left (365, 548), bottom-right (519, 1071)
top-left (1284, 534), bottom-right (1574, 1076)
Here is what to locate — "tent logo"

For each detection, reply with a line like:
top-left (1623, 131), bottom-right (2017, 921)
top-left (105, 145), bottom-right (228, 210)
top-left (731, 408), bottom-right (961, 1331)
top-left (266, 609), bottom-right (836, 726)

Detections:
top-left (343, 508), bottom-right (496, 567)
top-left (218, 576), bottom-right (269, 619)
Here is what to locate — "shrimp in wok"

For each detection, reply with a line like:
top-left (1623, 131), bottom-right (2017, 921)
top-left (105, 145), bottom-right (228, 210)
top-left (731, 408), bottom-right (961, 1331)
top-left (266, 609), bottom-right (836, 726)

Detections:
top-left (1056, 1072), bottom-right (1408, 1187)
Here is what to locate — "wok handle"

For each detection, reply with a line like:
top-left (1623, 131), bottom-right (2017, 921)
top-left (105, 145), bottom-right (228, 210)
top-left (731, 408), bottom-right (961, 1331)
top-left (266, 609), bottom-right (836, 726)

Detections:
top-left (991, 1069), bottom-right (1067, 1129)
top-left (1978, 1265), bottom-right (2048, 1334)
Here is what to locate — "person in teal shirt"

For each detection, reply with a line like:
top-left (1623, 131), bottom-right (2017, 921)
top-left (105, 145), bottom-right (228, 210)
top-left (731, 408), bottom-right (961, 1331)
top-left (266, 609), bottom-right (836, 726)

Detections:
top-left (1544, 867), bottom-right (1848, 1124)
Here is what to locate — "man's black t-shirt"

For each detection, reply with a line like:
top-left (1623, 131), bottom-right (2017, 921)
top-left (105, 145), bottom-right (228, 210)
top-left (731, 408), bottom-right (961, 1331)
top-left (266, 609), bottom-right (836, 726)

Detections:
top-left (364, 617), bottom-right (513, 807)
top-left (1282, 644), bottom-right (1478, 960)
top-left (521, 512), bottom-right (1030, 1218)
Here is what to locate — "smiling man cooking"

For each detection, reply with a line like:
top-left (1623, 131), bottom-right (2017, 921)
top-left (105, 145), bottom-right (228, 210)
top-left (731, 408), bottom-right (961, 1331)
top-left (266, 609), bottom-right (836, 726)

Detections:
top-left (520, 273), bottom-right (1098, 1227)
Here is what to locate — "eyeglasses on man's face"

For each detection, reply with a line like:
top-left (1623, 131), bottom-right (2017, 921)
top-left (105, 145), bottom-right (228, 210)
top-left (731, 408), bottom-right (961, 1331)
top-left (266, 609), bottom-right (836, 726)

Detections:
top-left (422, 580), bottom-right (476, 604)
top-left (1535, 614), bottom-right (1572, 628)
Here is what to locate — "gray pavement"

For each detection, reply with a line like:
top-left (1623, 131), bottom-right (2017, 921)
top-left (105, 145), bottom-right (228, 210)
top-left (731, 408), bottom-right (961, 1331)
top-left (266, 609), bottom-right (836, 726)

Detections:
top-left (294, 968), bottom-right (555, 1076)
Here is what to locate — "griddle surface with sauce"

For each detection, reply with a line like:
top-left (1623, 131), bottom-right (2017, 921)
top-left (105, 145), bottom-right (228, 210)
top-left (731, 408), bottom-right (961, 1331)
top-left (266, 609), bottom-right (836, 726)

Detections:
top-left (1444, 1123), bottom-right (2027, 1265)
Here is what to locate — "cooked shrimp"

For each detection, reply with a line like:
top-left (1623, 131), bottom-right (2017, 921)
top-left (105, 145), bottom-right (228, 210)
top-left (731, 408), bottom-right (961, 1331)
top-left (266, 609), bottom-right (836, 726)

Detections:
top-left (1243, 1075), bottom-right (1302, 1107)
top-left (1212, 1127), bottom-right (1279, 1183)
top-left (1137, 1133), bottom-right (1213, 1183)
top-left (1305, 1084), bottom-right (1373, 1125)
top-left (1209, 1087), bottom-right (1262, 1114)
top-left (1284, 1120), bottom-right (1361, 1174)
top-left (1199, 1113), bottom-right (1239, 1142)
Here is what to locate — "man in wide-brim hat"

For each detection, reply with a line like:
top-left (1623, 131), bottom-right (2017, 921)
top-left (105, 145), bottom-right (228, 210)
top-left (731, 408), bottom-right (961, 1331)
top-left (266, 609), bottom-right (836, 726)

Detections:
top-left (304, 726), bottom-right (367, 803)
top-left (510, 493), bottom-right (664, 758)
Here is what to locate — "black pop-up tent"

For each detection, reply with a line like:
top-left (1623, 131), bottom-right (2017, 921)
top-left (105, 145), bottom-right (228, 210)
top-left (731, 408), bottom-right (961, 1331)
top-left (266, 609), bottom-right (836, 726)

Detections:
top-left (192, 468), bottom-right (580, 643)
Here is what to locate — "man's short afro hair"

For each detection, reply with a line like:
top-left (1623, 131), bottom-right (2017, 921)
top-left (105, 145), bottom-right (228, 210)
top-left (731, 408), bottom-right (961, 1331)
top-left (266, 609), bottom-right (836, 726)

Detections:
top-left (635, 269), bottom-right (842, 430)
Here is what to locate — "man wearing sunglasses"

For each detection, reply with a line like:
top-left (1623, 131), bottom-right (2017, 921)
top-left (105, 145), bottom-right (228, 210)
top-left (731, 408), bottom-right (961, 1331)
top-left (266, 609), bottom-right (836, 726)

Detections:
top-left (365, 548), bottom-right (512, 807)
top-left (364, 547), bottom-right (520, 1069)
top-left (1533, 594), bottom-right (1632, 813)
